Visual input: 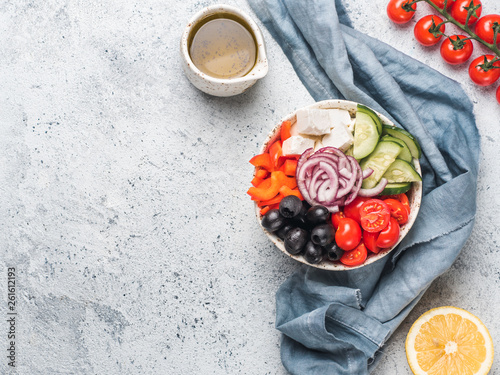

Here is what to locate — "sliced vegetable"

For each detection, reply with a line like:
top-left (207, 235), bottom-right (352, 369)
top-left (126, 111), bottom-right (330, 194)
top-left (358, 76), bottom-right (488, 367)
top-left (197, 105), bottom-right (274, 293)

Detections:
top-left (358, 178), bottom-right (388, 197)
top-left (359, 199), bottom-right (391, 233)
top-left (382, 125), bottom-right (421, 159)
top-left (381, 135), bottom-right (413, 163)
top-left (357, 104), bottom-right (383, 135)
top-left (381, 182), bottom-right (411, 195)
top-left (384, 198), bottom-right (409, 225)
top-left (250, 153), bottom-right (273, 171)
top-left (281, 159), bottom-right (298, 177)
top-left (340, 242), bottom-right (368, 266)
top-left (251, 176), bottom-right (264, 187)
top-left (295, 147), bottom-right (363, 212)
top-left (280, 120), bottom-right (292, 142)
top-left (360, 141), bottom-right (402, 189)
top-left (363, 231), bottom-right (381, 254)
top-left (248, 171), bottom-right (291, 201)
top-left (279, 186), bottom-right (303, 200)
top-left (343, 196), bottom-right (369, 224)
top-left (353, 111), bottom-right (380, 159)
top-left (269, 141), bottom-right (283, 168)
top-left (382, 159), bottom-right (422, 183)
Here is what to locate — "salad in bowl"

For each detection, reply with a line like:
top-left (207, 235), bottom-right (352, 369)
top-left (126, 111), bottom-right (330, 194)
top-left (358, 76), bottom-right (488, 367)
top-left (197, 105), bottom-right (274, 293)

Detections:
top-left (247, 100), bottom-right (422, 271)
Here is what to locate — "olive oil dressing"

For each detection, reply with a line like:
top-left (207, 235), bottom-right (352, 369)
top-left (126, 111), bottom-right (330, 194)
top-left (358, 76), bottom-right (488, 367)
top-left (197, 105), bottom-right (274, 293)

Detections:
top-left (189, 14), bottom-right (257, 79)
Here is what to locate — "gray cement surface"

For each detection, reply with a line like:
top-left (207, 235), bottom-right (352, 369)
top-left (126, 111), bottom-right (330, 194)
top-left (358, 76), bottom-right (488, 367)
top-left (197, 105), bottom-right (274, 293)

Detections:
top-left (1, 0), bottom-right (499, 374)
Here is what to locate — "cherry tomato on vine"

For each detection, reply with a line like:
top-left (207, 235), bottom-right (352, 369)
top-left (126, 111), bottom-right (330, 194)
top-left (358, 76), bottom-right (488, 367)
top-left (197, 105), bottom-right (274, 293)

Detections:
top-left (497, 85), bottom-right (500, 105)
top-left (469, 55), bottom-right (500, 86)
top-left (340, 242), bottom-right (368, 267)
top-left (343, 196), bottom-right (369, 224)
top-left (335, 218), bottom-right (362, 251)
top-left (414, 15), bottom-right (445, 46)
top-left (475, 15), bottom-right (500, 45)
top-left (440, 35), bottom-right (473, 65)
top-left (375, 217), bottom-right (401, 249)
top-left (359, 199), bottom-right (390, 233)
top-left (450, 0), bottom-right (482, 25)
top-left (387, 0), bottom-right (417, 24)
top-left (331, 212), bottom-right (345, 230)
top-left (384, 199), bottom-right (409, 225)
top-left (429, 0), bottom-right (454, 9)
top-left (363, 231), bottom-right (381, 254)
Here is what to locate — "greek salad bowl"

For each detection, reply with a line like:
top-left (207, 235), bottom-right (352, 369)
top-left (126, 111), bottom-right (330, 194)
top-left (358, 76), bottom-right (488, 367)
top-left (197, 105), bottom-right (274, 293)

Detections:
top-left (251, 100), bottom-right (422, 271)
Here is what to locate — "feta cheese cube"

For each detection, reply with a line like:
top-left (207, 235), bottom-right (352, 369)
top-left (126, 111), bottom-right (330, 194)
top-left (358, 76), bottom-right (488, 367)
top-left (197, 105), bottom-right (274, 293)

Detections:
top-left (282, 135), bottom-right (315, 156)
top-left (318, 123), bottom-right (354, 152)
top-left (328, 109), bottom-right (352, 129)
top-left (295, 109), bottom-right (333, 136)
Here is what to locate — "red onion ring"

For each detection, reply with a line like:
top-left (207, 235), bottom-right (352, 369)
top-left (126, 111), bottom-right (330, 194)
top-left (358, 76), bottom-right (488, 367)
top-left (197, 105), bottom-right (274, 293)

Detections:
top-left (295, 147), bottom-right (365, 211)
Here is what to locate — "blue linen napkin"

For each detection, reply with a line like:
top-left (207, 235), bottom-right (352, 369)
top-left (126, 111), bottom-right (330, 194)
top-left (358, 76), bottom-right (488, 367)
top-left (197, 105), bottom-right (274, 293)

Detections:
top-left (247, 0), bottom-right (480, 373)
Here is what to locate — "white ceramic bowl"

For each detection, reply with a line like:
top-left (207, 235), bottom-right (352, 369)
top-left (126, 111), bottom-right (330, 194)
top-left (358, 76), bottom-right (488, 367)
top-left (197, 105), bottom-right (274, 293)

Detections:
top-left (180, 4), bottom-right (268, 97)
top-left (255, 100), bottom-right (422, 271)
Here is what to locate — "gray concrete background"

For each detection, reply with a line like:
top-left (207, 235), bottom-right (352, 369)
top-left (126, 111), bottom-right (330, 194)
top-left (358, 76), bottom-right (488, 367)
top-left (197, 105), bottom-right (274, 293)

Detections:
top-left (1, 0), bottom-right (499, 374)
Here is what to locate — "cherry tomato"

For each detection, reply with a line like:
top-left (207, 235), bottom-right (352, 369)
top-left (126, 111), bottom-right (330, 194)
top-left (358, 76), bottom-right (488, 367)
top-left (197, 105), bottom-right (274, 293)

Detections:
top-left (343, 196), bottom-right (369, 224)
top-left (469, 55), bottom-right (500, 86)
top-left (384, 198), bottom-right (409, 225)
top-left (387, 0), bottom-right (417, 24)
top-left (397, 193), bottom-right (411, 215)
top-left (414, 15), bottom-right (445, 46)
top-left (475, 15), bottom-right (500, 44)
top-left (440, 35), bottom-right (473, 65)
top-left (335, 218), bottom-right (362, 251)
top-left (359, 199), bottom-right (391, 233)
top-left (340, 243), bottom-right (368, 267)
top-left (363, 231), bottom-right (381, 254)
top-left (429, 0), bottom-right (454, 9)
top-left (497, 85), bottom-right (500, 105)
top-left (376, 217), bottom-right (400, 249)
top-left (450, 0), bottom-right (482, 25)
top-left (331, 212), bottom-right (345, 230)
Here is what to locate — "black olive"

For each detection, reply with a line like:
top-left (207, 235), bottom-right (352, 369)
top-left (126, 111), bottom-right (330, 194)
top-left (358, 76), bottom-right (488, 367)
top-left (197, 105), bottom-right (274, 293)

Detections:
top-left (310, 224), bottom-right (335, 246)
top-left (275, 222), bottom-right (294, 240)
top-left (305, 205), bottom-right (330, 226)
top-left (279, 195), bottom-right (303, 218)
top-left (324, 242), bottom-right (344, 261)
top-left (304, 241), bottom-right (325, 264)
top-left (261, 209), bottom-right (285, 232)
top-left (284, 227), bottom-right (308, 255)
top-left (292, 203), bottom-right (310, 229)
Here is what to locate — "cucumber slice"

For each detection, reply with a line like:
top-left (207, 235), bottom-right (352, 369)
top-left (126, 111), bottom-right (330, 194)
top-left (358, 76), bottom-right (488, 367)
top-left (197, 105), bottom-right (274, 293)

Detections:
top-left (357, 104), bottom-right (382, 135)
top-left (381, 182), bottom-right (411, 195)
top-left (382, 125), bottom-right (422, 159)
top-left (360, 141), bottom-right (402, 189)
top-left (383, 159), bottom-right (422, 183)
top-left (381, 135), bottom-right (412, 163)
top-left (353, 112), bottom-right (380, 160)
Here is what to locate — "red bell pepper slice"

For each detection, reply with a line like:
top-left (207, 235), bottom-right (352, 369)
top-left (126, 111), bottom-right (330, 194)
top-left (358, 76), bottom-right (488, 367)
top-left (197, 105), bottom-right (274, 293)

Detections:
top-left (281, 159), bottom-right (298, 177)
top-left (247, 172), bottom-right (282, 201)
top-left (258, 193), bottom-right (285, 208)
top-left (255, 168), bottom-right (269, 179)
top-left (279, 186), bottom-right (303, 200)
top-left (251, 176), bottom-right (263, 187)
top-left (280, 121), bottom-right (292, 142)
top-left (249, 153), bottom-right (273, 172)
top-left (259, 206), bottom-right (271, 216)
top-left (268, 141), bottom-right (283, 168)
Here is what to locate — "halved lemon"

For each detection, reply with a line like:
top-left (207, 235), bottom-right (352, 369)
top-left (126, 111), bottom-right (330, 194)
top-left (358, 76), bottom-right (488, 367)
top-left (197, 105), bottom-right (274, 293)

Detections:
top-left (406, 306), bottom-right (494, 375)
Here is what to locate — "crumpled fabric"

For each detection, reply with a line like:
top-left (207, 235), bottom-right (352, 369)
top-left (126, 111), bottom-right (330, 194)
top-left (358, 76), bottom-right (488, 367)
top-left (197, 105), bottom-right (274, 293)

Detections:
top-left (247, 0), bottom-right (480, 373)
